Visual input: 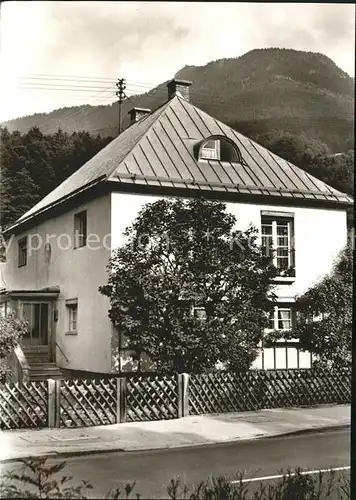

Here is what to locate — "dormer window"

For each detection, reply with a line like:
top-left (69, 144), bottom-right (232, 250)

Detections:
top-left (200, 139), bottom-right (220, 160)
top-left (198, 136), bottom-right (241, 163)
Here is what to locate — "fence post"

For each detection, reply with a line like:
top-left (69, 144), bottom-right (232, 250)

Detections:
top-left (48, 379), bottom-right (61, 428)
top-left (116, 376), bottom-right (127, 423)
top-left (55, 379), bottom-right (61, 427)
top-left (178, 373), bottom-right (189, 418)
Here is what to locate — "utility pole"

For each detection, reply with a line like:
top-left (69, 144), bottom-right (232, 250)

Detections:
top-left (115, 78), bottom-right (126, 135)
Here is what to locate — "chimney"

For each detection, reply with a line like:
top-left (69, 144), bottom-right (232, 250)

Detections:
top-left (128, 107), bottom-right (151, 125)
top-left (167, 79), bottom-right (192, 101)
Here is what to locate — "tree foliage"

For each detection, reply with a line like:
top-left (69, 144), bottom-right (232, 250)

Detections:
top-left (253, 131), bottom-right (354, 196)
top-left (252, 131), bottom-right (354, 227)
top-left (100, 198), bottom-right (277, 373)
top-left (268, 245), bottom-right (353, 368)
top-left (0, 312), bottom-right (28, 383)
top-left (0, 126), bottom-right (113, 229)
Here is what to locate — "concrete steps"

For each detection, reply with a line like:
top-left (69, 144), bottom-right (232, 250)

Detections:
top-left (20, 347), bottom-right (63, 381)
top-left (28, 363), bottom-right (63, 381)
top-left (23, 351), bottom-right (51, 364)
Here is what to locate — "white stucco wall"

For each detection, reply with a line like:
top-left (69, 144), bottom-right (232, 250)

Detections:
top-left (111, 192), bottom-right (347, 298)
top-left (2, 195), bottom-right (113, 373)
top-left (111, 192), bottom-right (348, 370)
top-left (2, 189), bottom-right (347, 374)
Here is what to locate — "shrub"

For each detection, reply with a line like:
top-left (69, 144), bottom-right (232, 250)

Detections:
top-left (0, 457), bottom-right (350, 499)
top-left (0, 312), bottom-right (28, 383)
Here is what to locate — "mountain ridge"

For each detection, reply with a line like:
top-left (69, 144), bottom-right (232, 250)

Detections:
top-left (1, 48), bottom-right (354, 152)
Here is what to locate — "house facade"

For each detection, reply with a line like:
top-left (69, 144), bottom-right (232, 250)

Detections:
top-left (1, 79), bottom-right (352, 377)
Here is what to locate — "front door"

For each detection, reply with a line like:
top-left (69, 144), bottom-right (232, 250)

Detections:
top-left (21, 302), bottom-right (53, 360)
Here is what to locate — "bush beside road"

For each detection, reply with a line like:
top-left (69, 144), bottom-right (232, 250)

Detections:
top-left (0, 455), bottom-right (350, 499)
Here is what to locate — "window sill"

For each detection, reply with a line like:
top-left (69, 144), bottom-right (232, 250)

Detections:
top-left (65, 330), bottom-right (78, 336)
top-left (271, 276), bottom-right (296, 284)
top-left (267, 341), bottom-right (301, 348)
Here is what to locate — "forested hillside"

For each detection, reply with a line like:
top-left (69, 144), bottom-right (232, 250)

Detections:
top-left (2, 48), bottom-right (354, 153)
top-left (0, 126), bottom-right (353, 233)
top-left (0, 127), bottom-right (112, 228)
top-left (0, 48), bottom-right (353, 232)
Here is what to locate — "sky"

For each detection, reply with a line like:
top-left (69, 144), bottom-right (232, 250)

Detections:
top-left (0, 1), bottom-right (354, 122)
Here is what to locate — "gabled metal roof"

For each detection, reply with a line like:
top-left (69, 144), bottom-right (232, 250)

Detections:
top-left (11, 95), bottom-right (353, 231)
top-left (17, 100), bottom-right (172, 222)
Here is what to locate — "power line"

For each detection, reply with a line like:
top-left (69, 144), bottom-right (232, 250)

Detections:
top-left (23, 81), bottom-right (115, 134)
top-left (5, 74), bottom-right (350, 136)
top-left (14, 80), bottom-right (232, 105)
top-left (15, 83), bottom-right (115, 93)
top-left (15, 75), bottom-right (238, 100)
top-left (13, 70), bottom-right (228, 100)
top-left (19, 73), bottom-right (163, 87)
top-left (40, 83), bottom-right (116, 134)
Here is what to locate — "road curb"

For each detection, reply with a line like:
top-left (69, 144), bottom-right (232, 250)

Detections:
top-left (263, 423), bottom-right (350, 440)
top-left (0, 423), bottom-right (349, 465)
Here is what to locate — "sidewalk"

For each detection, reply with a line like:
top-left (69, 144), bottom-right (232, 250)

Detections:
top-left (0, 404), bottom-right (350, 463)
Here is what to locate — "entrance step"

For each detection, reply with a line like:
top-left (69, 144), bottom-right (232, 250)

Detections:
top-left (28, 363), bottom-right (63, 381)
top-left (23, 349), bottom-right (51, 364)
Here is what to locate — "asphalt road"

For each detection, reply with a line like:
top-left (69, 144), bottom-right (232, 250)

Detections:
top-left (1, 428), bottom-right (350, 499)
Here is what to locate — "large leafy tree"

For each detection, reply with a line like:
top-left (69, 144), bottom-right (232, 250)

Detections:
top-left (268, 245), bottom-right (352, 368)
top-left (100, 198), bottom-right (277, 373)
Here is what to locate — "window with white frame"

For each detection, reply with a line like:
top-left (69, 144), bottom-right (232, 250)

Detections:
top-left (0, 301), bottom-right (8, 317)
top-left (118, 332), bottom-right (156, 373)
top-left (192, 306), bottom-right (207, 320)
top-left (74, 211), bottom-right (87, 248)
top-left (267, 306), bottom-right (293, 332)
top-left (18, 237), bottom-right (28, 267)
top-left (258, 304), bottom-right (312, 370)
top-left (66, 299), bottom-right (78, 333)
top-left (200, 139), bottom-right (220, 160)
top-left (198, 137), bottom-right (241, 162)
top-left (261, 214), bottom-right (295, 274)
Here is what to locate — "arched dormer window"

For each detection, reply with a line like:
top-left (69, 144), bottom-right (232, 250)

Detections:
top-left (197, 136), bottom-right (241, 163)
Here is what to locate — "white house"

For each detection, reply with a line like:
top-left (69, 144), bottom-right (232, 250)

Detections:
top-left (1, 79), bottom-right (352, 379)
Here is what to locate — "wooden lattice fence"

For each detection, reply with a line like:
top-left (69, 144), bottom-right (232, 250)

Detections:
top-left (0, 381), bottom-right (48, 429)
top-left (60, 378), bottom-right (117, 428)
top-left (188, 368), bottom-right (351, 415)
top-left (0, 368), bottom-right (351, 429)
top-left (126, 375), bottom-right (178, 422)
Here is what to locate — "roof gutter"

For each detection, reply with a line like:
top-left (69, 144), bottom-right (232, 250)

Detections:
top-left (106, 180), bottom-right (353, 211)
